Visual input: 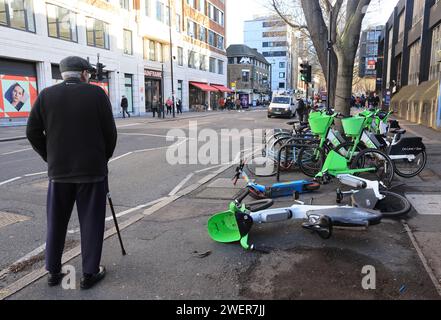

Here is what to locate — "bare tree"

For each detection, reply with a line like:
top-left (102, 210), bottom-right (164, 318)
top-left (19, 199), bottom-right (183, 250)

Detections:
top-left (271, 0), bottom-right (373, 115)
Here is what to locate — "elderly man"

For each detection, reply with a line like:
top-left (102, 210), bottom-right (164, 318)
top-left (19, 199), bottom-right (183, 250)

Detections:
top-left (26, 56), bottom-right (117, 290)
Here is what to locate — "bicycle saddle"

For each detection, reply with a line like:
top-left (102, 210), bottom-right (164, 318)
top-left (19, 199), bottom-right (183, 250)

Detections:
top-left (306, 207), bottom-right (382, 227)
top-left (287, 121), bottom-right (300, 126)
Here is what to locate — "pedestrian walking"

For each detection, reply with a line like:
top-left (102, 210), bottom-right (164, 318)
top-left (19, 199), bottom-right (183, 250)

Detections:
top-left (121, 95), bottom-right (130, 118)
top-left (297, 97), bottom-right (306, 123)
top-left (26, 56), bottom-right (118, 290)
top-left (176, 99), bottom-right (183, 114)
top-left (166, 97), bottom-right (173, 115)
top-left (152, 95), bottom-right (159, 118)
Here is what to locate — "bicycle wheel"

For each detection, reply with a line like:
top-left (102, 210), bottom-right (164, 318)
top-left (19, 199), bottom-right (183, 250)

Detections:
top-left (374, 191), bottom-right (411, 218)
top-left (298, 146), bottom-right (325, 177)
top-left (273, 136), bottom-right (296, 171)
top-left (393, 151), bottom-right (427, 178)
top-left (351, 149), bottom-right (395, 187)
top-left (246, 155), bottom-right (278, 177)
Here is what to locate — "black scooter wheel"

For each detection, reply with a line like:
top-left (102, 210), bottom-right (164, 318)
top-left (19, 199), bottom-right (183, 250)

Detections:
top-left (374, 191), bottom-right (411, 218)
top-left (304, 182), bottom-right (321, 192)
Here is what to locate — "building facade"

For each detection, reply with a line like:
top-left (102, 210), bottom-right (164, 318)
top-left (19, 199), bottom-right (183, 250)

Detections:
top-left (359, 26), bottom-right (384, 78)
top-left (243, 16), bottom-right (297, 93)
top-left (381, 0), bottom-right (441, 130)
top-left (226, 44), bottom-right (270, 106)
top-left (0, 0), bottom-right (228, 124)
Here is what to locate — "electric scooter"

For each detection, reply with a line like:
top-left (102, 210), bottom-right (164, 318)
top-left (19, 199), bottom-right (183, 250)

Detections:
top-left (234, 161), bottom-right (320, 200)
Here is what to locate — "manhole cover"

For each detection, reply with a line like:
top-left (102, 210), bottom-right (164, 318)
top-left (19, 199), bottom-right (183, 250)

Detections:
top-left (406, 194), bottom-right (441, 215)
top-left (0, 211), bottom-right (30, 229)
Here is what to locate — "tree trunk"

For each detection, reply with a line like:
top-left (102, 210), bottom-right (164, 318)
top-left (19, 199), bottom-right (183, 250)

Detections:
top-left (334, 56), bottom-right (354, 116)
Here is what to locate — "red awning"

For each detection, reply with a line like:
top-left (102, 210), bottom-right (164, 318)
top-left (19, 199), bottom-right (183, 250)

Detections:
top-left (211, 84), bottom-right (233, 93)
top-left (190, 82), bottom-right (218, 92)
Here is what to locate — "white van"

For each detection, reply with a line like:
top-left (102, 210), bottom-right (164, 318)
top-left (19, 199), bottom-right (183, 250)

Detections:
top-left (267, 95), bottom-right (296, 118)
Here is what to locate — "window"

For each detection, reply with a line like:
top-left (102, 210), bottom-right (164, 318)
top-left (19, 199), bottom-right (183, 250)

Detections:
top-left (279, 62), bottom-right (285, 69)
top-left (188, 50), bottom-right (196, 68)
top-left (86, 18), bottom-right (110, 50)
top-left (177, 80), bottom-right (183, 101)
top-left (209, 57), bottom-right (216, 73)
top-left (156, 1), bottom-right (164, 22)
top-left (176, 14), bottom-right (181, 32)
top-left (398, 11), bottom-right (405, 41)
top-left (123, 29), bottom-right (133, 55)
top-left (262, 51), bottom-right (286, 57)
top-left (200, 55), bottom-right (206, 71)
top-left (217, 35), bottom-right (224, 50)
top-left (242, 70), bottom-right (250, 82)
top-left (208, 30), bottom-right (215, 46)
top-left (412, 0), bottom-right (424, 26)
top-left (199, 0), bottom-right (205, 13)
top-left (158, 42), bottom-right (164, 62)
top-left (279, 82), bottom-right (285, 89)
top-left (0, 0), bottom-right (35, 32)
top-left (199, 25), bottom-right (206, 42)
top-left (207, 3), bottom-right (224, 26)
top-left (120, 0), bottom-right (129, 10)
top-left (187, 19), bottom-right (196, 38)
top-left (143, 39), bottom-right (157, 61)
top-left (218, 60), bottom-right (224, 75)
top-left (165, 5), bottom-right (170, 26)
top-left (263, 31), bottom-right (286, 38)
top-left (408, 41), bottom-right (421, 85)
top-left (263, 41), bottom-right (288, 47)
top-left (429, 24), bottom-right (441, 80)
top-left (279, 72), bottom-right (285, 79)
top-left (177, 46), bottom-right (183, 66)
top-left (145, 0), bottom-right (150, 16)
top-left (46, 4), bottom-right (77, 42)
top-left (263, 20), bottom-right (284, 28)
top-left (124, 74), bottom-right (133, 112)
top-left (187, 0), bottom-right (196, 9)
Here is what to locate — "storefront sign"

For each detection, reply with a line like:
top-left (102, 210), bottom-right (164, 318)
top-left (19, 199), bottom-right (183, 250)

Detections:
top-left (144, 69), bottom-right (162, 79)
top-left (0, 74), bottom-right (37, 118)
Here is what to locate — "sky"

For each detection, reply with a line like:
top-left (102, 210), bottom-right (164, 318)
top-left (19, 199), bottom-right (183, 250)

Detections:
top-left (226, 0), bottom-right (400, 46)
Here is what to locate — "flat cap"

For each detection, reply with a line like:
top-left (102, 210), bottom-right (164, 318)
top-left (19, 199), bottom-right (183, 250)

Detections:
top-left (60, 56), bottom-right (95, 73)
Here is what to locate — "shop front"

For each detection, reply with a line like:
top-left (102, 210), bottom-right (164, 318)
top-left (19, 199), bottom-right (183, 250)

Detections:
top-left (210, 84), bottom-right (233, 110)
top-left (0, 58), bottom-right (38, 119)
top-left (189, 82), bottom-right (217, 111)
top-left (144, 69), bottom-right (162, 113)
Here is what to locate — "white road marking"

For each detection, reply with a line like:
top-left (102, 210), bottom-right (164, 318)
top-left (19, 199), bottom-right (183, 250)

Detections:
top-left (169, 173), bottom-right (194, 196)
top-left (0, 177), bottom-right (21, 186)
top-left (109, 152), bottom-right (133, 163)
top-left (24, 172), bottom-right (47, 177)
top-left (119, 132), bottom-right (191, 139)
top-left (116, 123), bottom-right (141, 128)
top-left (1, 148), bottom-right (33, 156)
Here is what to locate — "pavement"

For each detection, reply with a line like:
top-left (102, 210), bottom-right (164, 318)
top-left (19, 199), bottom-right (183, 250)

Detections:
top-left (1, 109), bottom-right (441, 300)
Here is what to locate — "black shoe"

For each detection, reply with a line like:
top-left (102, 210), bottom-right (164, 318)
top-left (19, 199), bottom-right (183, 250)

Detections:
top-left (48, 272), bottom-right (66, 287)
top-left (80, 266), bottom-right (106, 290)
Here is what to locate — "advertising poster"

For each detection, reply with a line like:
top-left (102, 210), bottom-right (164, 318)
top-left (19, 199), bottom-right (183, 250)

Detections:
top-left (90, 80), bottom-right (109, 96)
top-left (0, 75), bottom-right (38, 118)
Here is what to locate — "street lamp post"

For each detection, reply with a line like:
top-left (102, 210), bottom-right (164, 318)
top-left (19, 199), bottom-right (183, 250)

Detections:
top-left (168, 0), bottom-right (176, 118)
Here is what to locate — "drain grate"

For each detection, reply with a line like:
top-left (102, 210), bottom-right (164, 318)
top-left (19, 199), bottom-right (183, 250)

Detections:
top-left (406, 194), bottom-right (441, 216)
top-left (0, 211), bottom-right (31, 229)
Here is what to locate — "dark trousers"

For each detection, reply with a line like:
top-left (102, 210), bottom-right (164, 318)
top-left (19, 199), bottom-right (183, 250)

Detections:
top-left (46, 179), bottom-right (108, 275)
top-left (152, 108), bottom-right (159, 118)
top-left (122, 108), bottom-right (130, 118)
top-left (177, 106), bottom-right (182, 114)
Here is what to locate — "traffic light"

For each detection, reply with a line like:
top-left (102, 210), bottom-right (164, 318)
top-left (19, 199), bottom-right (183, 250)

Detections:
top-left (97, 62), bottom-right (106, 81)
top-left (300, 63), bottom-right (312, 83)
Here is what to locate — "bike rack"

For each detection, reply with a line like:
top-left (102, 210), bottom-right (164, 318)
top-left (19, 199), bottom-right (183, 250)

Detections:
top-left (276, 138), bottom-right (320, 182)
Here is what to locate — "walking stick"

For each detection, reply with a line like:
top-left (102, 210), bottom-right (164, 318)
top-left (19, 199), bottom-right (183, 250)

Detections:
top-left (107, 193), bottom-right (127, 256)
